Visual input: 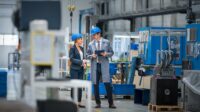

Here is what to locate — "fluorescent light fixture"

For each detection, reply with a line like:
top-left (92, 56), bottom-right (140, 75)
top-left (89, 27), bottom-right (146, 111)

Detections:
top-left (114, 35), bottom-right (139, 38)
top-left (0, 34), bottom-right (18, 46)
top-left (114, 35), bottom-right (130, 38)
top-left (131, 35), bottom-right (139, 38)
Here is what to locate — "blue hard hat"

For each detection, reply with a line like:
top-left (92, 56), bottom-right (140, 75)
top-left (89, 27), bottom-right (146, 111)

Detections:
top-left (71, 33), bottom-right (83, 41)
top-left (90, 27), bottom-right (101, 35)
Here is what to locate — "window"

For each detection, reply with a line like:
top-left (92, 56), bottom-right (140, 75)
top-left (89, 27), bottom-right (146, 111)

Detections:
top-left (0, 35), bottom-right (3, 45)
top-left (0, 34), bottom-right (18, 46)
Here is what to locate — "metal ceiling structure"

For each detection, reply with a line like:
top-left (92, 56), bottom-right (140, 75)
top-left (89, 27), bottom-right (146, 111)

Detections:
top-left (94, 0), bottom-right (188, 22)
top-left (98, 6), bottom-right (187, 22)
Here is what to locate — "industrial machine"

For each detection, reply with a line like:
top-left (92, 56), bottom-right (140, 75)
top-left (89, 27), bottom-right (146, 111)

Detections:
top-left (13, 1), bottom-right (65, 104)
top-left (149, 36), bottom-right (178, 105)
top-left (138, 27), bottom-right (186, 76)
top-left (137, 27), bottom-right (187, 106)
top-left (185, 24), bottom-right (200, 69)
top-left (11, 1), bottom-right (92, 112)
top-left (182, 23), bottom-right (200, 112)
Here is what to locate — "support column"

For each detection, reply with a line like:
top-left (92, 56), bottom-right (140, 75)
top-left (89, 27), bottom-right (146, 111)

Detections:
top-left (130, 18), bottom-right (135, 32)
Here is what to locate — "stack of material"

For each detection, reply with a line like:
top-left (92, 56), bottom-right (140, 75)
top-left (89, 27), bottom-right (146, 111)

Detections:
top-left (112, 74), bottom-right (122, 84)
top-left (133, 74), bottom-right (151, 89)
top-left (129, 50), bottom-right (138, 61)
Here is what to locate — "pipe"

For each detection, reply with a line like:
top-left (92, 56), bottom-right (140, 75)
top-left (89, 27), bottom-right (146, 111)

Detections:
top-left (156, 50), bottom-right (160, 65)
top-left (186, 0), bottom-right (195, 24)
top-left (164, 50), bottom-right (168, 68)
top-left (79, 14), bottom-right (82, 33)
top-left (160, 50), bottom-right (164, 69)
top-left (160, 33), bottom-right (163, 51)
top-left (188, 0), bottom-right (192, 8)
top-left (168, 30), bottom-right (171, 51)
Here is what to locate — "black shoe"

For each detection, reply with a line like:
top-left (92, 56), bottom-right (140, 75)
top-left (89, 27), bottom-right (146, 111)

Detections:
top-left (78, 104), bottom-right (85, 108)
top-left (95, 104), bottom-right (101, 108)
top-left (109, 104), bottom-right (116, 109)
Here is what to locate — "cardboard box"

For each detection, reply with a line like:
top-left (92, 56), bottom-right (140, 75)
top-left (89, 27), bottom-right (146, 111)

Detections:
top-left (129, 50), bottom-right (138, 61)
top-left (133, 74), bottom-right (152, 89)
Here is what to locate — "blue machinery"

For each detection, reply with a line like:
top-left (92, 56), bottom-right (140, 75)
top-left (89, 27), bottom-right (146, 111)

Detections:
top-left (137, 25), bottom-right (200, 107)
top-left (183, 23), bottom-right (200, 112)
top-left (137, 27), bottom-right (186, 106)
top-left (185, 24), bottom-right (200, 69)
top-left (0, 69), bottom-right (7, 98)
top-left (93, 61), bottom-right (135, 96)
top-left (94, 27), bottom-right (187, 96)
top-left (138, 27), bottom-right (186, 76)
top-left (92, 25), bottom-right (200, 97)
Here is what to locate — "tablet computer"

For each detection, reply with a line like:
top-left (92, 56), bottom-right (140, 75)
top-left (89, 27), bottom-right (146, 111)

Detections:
top-left (95, 50), bottom-right (105, 56)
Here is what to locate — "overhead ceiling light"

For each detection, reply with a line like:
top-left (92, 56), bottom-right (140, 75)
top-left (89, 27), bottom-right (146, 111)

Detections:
top-left (114, 35), bottom-right (139, 38)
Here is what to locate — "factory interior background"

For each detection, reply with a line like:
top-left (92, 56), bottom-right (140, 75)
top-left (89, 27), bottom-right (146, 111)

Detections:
top-left (0, 0), bottom-right (200, 112)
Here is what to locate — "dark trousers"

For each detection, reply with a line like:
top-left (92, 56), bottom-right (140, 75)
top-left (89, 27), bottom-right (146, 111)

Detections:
top-left (94, 63), bottom-right (113, 105)
top-left (70, 68), bottom-right (84, 102)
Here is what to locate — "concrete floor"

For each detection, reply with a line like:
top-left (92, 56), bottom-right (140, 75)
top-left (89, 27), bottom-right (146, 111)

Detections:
top-left (0, 89), bottom-right (148, 112)
top-left (79, 99), bottom-right (148, 112)
top-left (0, 99), bottom-right (35, 112)
top-left (0, 99), bottom-right (148, 112)
top-left (57, 89), bottom-right (148, 112)
top-left (58, 89), bottom-right (148, 112)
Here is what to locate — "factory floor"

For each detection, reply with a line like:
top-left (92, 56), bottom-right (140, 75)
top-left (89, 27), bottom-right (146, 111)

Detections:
top-left (0, 89), bottom-right (148, 112)
top-left (0, 99), bottom-right (147, 112)
top-left (80, 99), bottom-right (148, 112)
top-left (59, 89), bottom-right (148, 112)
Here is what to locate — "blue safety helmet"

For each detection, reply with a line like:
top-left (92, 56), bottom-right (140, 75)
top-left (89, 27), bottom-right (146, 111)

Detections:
top-left (90, 26), bottom-right (101, 35)
top-left (71, 33), bottom-right (83, 41)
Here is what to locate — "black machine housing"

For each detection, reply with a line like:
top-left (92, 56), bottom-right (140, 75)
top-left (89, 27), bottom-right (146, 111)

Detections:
top-left (150, 75), bottom-right (178, 105)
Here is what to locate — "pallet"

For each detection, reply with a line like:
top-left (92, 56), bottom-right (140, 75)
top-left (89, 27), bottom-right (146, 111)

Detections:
top-left (148, 104), bottom-right (182, 112)
top-left (113, 95), bottom-right (133, 99)
top-left (93, 95), bottom-right (133, 99)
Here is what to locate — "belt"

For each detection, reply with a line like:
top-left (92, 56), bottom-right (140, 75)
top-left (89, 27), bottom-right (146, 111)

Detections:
top-left (97, 63), bottom-right (101, 65)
